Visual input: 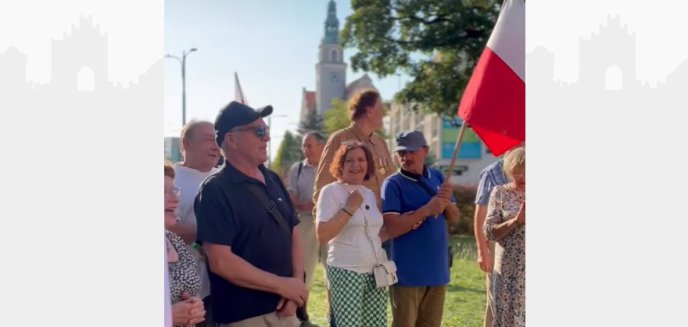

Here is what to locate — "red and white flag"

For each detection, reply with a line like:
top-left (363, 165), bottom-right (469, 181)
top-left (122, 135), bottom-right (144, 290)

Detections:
top-left (458, 0), bottom-right (525, 156)
top-left (234, 72), bottom-right (247, 104)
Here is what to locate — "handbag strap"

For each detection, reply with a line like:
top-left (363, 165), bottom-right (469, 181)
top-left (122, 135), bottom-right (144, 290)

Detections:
top-left (245, 183), bottom-right (292, 239)
top-left (362, 208), bottom-right (382, 265)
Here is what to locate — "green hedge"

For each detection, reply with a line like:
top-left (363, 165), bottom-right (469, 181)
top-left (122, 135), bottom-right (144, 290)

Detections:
top-left (450, 186), bottom-right (477, 235)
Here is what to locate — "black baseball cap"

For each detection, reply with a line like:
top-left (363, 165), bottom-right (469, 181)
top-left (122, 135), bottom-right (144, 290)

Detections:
top-left (214, 101), bottom-right (273, 146)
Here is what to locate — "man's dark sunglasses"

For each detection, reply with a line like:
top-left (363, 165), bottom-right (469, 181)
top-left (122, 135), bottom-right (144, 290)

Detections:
top-left (231, 125), bottom-right (270, 138)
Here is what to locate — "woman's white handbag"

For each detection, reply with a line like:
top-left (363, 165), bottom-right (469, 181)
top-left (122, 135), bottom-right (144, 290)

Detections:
top-left (373, 260), bottom-right (398, 288)
top-left (370, 243), bottom-right (398, 288)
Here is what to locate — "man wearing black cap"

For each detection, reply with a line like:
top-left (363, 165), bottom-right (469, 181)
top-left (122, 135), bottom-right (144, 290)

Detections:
top-left (380, 130), bottom-right (460, 327)
top-left (194, 101), bottom-right (306, 327)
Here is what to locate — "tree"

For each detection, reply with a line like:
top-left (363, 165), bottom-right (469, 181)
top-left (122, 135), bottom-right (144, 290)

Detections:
top-left (298, 110), bottom-right (325, 135)
top-left (424, 150), bottom-right (437, 166)
top-left (271, 131), bottom-right (303, 177)
top-left (323, 98), bottom-right (351, 135)
top-left (341, 0), bottom-right (501, 116)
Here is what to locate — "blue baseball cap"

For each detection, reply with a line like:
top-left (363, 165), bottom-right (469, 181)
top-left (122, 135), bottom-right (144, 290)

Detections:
top-left (395, 130), bottom-right (427, 152)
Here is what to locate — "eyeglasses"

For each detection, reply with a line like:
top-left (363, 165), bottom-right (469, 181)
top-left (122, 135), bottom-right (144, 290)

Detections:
top-left (165, 186), bottom-right (181, 197)
top-left (397, 150), bottom-right (417, 157)
top-left (231, 125), bottom-right (270, 138)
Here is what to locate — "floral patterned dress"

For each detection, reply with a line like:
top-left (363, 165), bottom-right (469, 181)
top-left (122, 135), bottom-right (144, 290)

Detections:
top-left (166, 231), bottom-right (201, 304)
top-left (483, 184), bottom-right (525, 327)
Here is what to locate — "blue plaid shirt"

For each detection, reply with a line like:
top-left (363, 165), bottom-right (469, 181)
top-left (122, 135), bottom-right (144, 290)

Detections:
top-left (475, 158), bottom-right (509, 206)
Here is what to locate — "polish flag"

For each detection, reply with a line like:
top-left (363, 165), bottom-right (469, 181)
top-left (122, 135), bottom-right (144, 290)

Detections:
top-left (234, 72), bottom-right (248, 104)
top-left (458, 0), bottom-right (525, 156)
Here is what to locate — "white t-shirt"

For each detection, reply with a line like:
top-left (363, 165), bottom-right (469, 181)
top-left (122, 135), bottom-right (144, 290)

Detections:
top-left (316, 181), bottom-right (385, 274)
top-left (174, 164), bottom-right (219, 298)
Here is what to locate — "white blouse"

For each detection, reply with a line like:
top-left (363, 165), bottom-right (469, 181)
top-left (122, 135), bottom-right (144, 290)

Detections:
top-left (316, 182), bottom-right (386, 274)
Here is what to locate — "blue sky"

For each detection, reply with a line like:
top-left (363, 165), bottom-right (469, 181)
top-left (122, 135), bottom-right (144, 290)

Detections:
top-left (164, 0), bottom-right (408, 158)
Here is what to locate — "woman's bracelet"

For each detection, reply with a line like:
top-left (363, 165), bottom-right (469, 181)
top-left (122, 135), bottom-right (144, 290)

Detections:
top-left (341, 207), bottom-right (353, 217)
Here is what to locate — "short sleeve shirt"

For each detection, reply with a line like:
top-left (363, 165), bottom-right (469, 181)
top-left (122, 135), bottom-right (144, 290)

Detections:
top-left (287, 159), bottom-right (317, 214)
top-left (381, 167), bottom-right (454, 286)
top-left (316, 182), bottom-right (385, 274)
top-left (194, 163), bottom-right (299, 324)
top-left (475, 158), bottom-right (509, 206)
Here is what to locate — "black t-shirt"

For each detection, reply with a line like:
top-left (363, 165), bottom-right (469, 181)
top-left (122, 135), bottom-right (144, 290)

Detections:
top-left (194, 163), bottom-right (299, 324)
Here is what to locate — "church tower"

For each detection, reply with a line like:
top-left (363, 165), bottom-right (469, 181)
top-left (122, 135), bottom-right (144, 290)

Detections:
top-left (315, 0), bottom-right (347, 115)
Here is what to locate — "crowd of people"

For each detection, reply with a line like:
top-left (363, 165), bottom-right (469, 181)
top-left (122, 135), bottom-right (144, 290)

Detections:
top-left (163, 88), bottom-right (526, 327)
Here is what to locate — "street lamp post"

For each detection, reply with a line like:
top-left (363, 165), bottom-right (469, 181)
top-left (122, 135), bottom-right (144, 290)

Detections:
top-left (166, 48), bottom-right (197, 126)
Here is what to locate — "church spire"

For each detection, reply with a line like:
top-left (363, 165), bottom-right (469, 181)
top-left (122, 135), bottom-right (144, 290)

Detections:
top-left (322, 0), bottom-right (340, 44)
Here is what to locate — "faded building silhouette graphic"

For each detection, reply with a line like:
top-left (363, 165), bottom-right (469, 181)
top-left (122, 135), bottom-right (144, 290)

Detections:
top-left (528, 15), bottom-right (687, 142)
top-left (0, 15), bottom-right (163, 165)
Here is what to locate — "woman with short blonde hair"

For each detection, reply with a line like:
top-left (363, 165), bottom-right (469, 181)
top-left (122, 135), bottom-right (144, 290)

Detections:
top-left (483, 147), bottom-right (525, 327)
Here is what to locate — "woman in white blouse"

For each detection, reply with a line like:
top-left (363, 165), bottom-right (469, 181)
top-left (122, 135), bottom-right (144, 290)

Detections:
top-left (316, 141), bottom-right (390, 327)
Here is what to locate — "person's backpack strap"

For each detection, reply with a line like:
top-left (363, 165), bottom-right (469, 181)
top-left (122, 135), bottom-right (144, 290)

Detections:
top-left (297, 161), bottom-right (303, 181)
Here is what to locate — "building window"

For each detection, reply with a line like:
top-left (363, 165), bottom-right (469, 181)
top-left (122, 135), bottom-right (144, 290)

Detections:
top-left (330, 50), bottom-right (338, 62)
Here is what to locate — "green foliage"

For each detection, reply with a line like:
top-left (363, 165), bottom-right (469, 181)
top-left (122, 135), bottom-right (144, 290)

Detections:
top-left (341, 0), bottom-right (501, 116)
top-left (450, 185), bottom-right (478, 235)
top-left (298, 110), bottom-right (325, 136)
top-left (323, 98), bottom-right (351, 135)
top-left (444, 235), bottom-right (488, 326)
top-left (271, 131), bottom-right (303, 177)
top-left (424, 150), bottom-right (437, 166)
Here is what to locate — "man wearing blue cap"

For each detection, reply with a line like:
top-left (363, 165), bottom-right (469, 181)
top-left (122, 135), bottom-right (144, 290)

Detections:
top-left (380, 130), bottom-right (460, 327)
top-left (195, 101), bottom-right (306, 327)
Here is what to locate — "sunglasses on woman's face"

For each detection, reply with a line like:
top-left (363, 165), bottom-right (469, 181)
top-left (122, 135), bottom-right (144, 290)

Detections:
top-left (231, 125), bottom-right (270, 138)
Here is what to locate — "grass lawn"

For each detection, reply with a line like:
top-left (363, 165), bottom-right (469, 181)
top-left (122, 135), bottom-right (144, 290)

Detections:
top-left (305, 234), bottom-right (486, 327)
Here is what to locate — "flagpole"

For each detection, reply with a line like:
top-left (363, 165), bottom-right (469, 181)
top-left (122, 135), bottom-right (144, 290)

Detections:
top-left (444, 121), bottom-right (468, 180)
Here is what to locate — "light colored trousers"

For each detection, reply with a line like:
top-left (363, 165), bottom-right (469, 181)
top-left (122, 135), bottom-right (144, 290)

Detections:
top-left (297, 213), bottom-right (322, 289)
top-left (218, 312), bottom-right (299, 327)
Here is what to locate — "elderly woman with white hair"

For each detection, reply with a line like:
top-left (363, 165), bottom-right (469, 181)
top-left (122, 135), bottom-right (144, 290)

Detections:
top-left (483, 147), bottom-right (526, 327)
